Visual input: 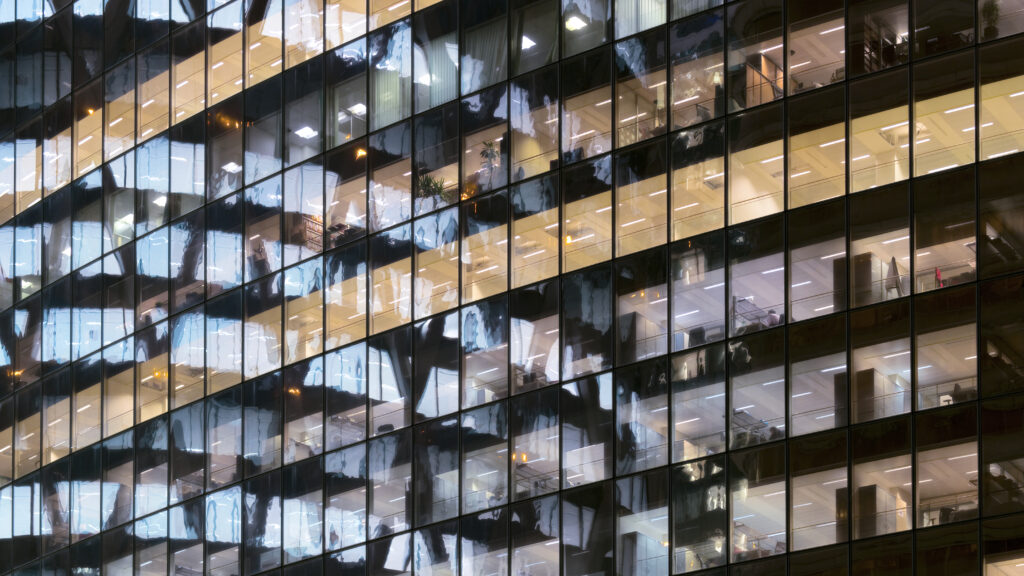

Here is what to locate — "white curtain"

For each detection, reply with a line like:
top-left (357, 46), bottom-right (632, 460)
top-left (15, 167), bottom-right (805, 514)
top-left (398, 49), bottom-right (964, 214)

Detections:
top-left (615, 0), bottom-right (666, 38)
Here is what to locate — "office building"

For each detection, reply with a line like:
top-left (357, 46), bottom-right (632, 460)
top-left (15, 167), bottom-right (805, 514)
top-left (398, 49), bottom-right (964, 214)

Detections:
top-left (2, 0), bottom-right (1024, 573)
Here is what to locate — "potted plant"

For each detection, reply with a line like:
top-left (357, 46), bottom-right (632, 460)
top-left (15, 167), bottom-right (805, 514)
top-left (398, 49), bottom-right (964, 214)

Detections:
top-left (416, 173), bottom-right (455, 211)
top-left (479, 140), bottom-right (500, 190)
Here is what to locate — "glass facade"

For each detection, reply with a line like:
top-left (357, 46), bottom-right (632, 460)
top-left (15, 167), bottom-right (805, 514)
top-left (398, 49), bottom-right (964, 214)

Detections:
top-left (1, 0), bottom-right (1024, 574)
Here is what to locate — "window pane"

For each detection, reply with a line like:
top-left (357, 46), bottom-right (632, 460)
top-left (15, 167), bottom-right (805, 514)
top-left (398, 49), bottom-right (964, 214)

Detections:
top-left (789, 315), bottom-right (847, 436)
top-left (462, 192), bottom-right (509, 304)
top-left (790, 431), bottom-right (848, 551)
top-left (915, 287), bottom-right (977, 410)
top-left (849, 68), bottom-right (910, 193)
top-left (413, 207), bottom-right (459, 319)
top-left (561, 373), bottom-right (613, 487)
top-left (726, 0), bottom-right (783, 112)
top-left (913, 167), bottom-right (976, 292)
top-left (616, 469), bottom-right (669, 575)
top-left (562, 264), bottom-right (613, 379)
top-left (851, 416), bottom-right (911, 539)
top-left (915, 406), bottom-right (978, 527)
top-left (671, 122), bottom-right (725, 241)
top-left (729, 328), bottom-right (785, 449)
top-left (847, 0), bottom-right (909, 77)
top-left (369, 21), bottom-right (412, 131)
top-left (730, 443), bottom-right (786, 561)
top-left (851, 300), bottom-right (912, 423)
top-left (850, 183), bottom-right (911, 307)
top-left (614, 29), bottom-right (667, 148)
top-left (462, 296), bottom-right (509, 407)
top-left (413, 311), bottom-right (459, 420)
top-left (326, 342), bottom-right (367, 450)
top-left (787, 0), bottom-right (844, 95)
top-left (616, 358), bottom-right (669, 474)
top-left (788, 198), bottom-right (846, 321)
top-left (412, 1), bottom-right (457, 113)
top-left (510, 279), bottom-right (560, 392)
top-left (728, 104), bottom-right (784, 224)
top-left (672, 344), bottom-right (727, 463)
top-left (562, 156), bottom-right (613, 272)
top-left (511, 175), bottom-right (559, 288)
top-left (461, 0), bottom-right (507, 94)
top-left (672, 456), bottom-right (727, 572)
top-left (913, 52), bottom-right (975, 177)
top-left (729, 215), bottom-right (785, 336)
top-left (511, 387), bottom-right (559, 500)
top-left (413, 103), bottom-right (459, 216)
top-left (562, 48), bottom-right (612, 164)
top-left (615, 141), bottom-right (667, 256)
top-left (326, 443), bottom-right (366, 549)
top-left (510, 66), bottom-right (559, 183)
top-left (327, 40), bottom-right (368, 147)
top-left (616, 247), bottom-right (668, 363)
top-left (788, 86), bottom-right (845, 208)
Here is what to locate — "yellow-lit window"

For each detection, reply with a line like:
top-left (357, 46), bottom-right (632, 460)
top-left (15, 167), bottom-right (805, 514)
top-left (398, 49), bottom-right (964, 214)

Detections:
top-left (208, 0), bottom-right (245, 106)
top-left (413, 207), bottom-right (459, 319)
top-left (247, 0), bottom-right (285, 87)
top-left (75, 84), bottom-right (103, 179)
top-left (462, 192), bottom-right (508, 304)
top-left (137, 324), bottom-right (169, 423)
top-left (285, 0), bottom-right (323, 67)
top-left (511, 176), bottom-right (559, 288)
top-left (172, 21), bottom-right (207, 125)
top-left (43, 102), bottom-right (72, 195)
top-left (104, 340), bottom-right (135, 438)
top-left (980, 38), bottom-right (1024, 160)
top-left (104, 60), bottom-right (136, 161)
top-left (138, 45), bottom-right (170, 143)
top-left (326, 243), bottom-right (367, 348)
top-left (615, 140), bottom-right (667, 256)
top-left (562, 158), bottom-right (612, 272)
top-left (849, 68), bottom-right (909, 193)
top-left (285, 260), bottom-right (324, 365)
top-left (671, 123), bottom-right (725, 241)
top-left (15, 121), bottom-right (42, 212)
top-left (729, 104), bottom-right (784, 224)
top-left (326, 0), bottom-right (366, 49)
top-left (369, 0), bottom-right (410, 31)
top-left (370, 225), bottom-right (411, 334)
top-left (913, 52), bottom-right (975, 177)
top-left (787, 86), bottom-right (845, 208)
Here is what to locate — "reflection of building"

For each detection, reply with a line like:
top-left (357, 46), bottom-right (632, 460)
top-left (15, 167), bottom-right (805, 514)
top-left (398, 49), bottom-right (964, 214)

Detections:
top-left (3, 0), bottom-right (1024, 574)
